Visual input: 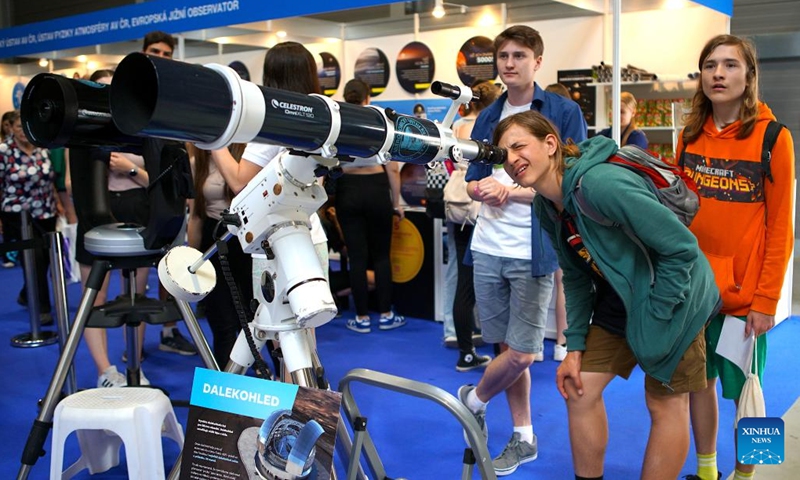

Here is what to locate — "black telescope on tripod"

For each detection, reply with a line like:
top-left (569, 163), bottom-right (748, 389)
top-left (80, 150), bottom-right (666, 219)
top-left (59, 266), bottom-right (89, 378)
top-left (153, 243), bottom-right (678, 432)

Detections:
top-left (104, 52), bottom-right (504, 166)
top-left (20, 74), bottom-right (142, 150)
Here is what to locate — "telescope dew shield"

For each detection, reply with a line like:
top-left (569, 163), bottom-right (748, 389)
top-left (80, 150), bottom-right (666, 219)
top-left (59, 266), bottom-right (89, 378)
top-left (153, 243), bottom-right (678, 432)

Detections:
top-left (20, 74), bottom-right (140, 149)
top-left (111, 52), bottom-right (234, 144)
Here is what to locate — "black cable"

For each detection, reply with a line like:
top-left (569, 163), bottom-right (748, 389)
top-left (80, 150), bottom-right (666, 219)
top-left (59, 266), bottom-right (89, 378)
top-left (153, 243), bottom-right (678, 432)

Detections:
top-left (214, 219), bottom-right (273, 379)
top-left (145, 161), bottom-right (175, 193)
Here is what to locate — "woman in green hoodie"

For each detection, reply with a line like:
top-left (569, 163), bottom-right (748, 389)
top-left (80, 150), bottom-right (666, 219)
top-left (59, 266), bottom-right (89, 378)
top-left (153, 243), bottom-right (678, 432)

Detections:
top-left (494, 110), bottom-right (720, 480)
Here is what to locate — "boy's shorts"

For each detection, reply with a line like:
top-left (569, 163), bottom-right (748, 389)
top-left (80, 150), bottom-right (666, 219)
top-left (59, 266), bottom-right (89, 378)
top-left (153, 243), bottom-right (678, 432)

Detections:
top-left (705, 313), bottom-right (767, 400)
top-left (581, 325), bottom-right (707, 395)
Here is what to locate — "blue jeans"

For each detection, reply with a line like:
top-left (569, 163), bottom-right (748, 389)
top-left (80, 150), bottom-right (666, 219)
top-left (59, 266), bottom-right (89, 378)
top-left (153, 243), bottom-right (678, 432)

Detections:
top-left (472, 251), bottom-right (553, 354)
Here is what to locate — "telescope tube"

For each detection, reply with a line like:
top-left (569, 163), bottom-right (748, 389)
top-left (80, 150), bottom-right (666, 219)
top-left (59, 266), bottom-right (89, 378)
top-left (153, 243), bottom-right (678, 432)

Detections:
top-left (109, 52), bottom-right (505, 166)
top-left (20, 74), bottom-right (141, 149)
top-left (111, 53), bottom-right (387, 158)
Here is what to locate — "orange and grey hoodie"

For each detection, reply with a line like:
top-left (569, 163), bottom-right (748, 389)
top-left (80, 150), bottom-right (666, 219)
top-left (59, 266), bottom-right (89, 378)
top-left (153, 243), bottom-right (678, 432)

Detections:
top-left (677, 102), bottom-right (795, 316)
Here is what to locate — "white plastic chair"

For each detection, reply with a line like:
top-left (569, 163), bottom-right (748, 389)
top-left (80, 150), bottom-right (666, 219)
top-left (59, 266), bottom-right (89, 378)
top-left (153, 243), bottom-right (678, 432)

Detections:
top-left (49, 387), bottom-right (184, 479)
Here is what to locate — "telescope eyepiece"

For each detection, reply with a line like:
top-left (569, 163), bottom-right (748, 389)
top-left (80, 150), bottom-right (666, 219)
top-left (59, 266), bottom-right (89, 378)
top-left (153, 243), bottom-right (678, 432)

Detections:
top-left (431, 81), bottom-right (479, 102)
top-left (37, 99), bottom-right (57, 123)
top-left (474, 142), bottom-right (507, 166)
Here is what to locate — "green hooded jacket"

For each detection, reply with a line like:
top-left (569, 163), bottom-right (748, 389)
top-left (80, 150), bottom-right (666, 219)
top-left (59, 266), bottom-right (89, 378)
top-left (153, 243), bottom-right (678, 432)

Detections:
top-left (534, 136), bottom-right (719, 386)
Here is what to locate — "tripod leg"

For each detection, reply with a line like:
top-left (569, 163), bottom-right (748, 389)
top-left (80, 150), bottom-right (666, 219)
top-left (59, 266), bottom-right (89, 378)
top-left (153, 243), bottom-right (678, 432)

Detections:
top-left (279, 329), bottom-right (318, 388)
top-left (174, 299), bottom-right (218, 370)
top-left (122, 269), bottom-right (145, 386)
top-left (17, 286), bottom-right (103, 480)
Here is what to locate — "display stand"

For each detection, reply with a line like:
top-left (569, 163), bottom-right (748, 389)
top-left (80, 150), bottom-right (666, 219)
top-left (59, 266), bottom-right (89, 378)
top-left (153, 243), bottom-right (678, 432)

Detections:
top-left (391, 210), bottom-right (444, 321)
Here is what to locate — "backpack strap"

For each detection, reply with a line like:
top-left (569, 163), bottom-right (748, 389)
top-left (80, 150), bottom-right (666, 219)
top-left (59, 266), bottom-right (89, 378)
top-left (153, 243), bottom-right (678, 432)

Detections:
top-left (761, 120), bottom-right (784, 183)
top-left (573, 177), bottom-right (616, 227)
top-left (573, 170), bottom-right (656, 285)
top-left (678, 128), bottom-right (688, 169)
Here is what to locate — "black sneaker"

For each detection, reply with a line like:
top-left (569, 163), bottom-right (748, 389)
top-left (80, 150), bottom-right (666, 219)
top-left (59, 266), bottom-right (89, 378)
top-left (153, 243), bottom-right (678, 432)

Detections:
top-left (159, 328), bottom-right (197, 355)
top-left (682, 473), bottom-right (721, 480)
top-left (456, 350), bottom-right (491, 372)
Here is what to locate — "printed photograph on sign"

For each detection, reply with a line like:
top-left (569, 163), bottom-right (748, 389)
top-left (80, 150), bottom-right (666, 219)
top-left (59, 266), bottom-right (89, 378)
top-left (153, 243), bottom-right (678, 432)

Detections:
top-left (181, 368), bottom-right (342, 480)
top-left (396, 41), bottom-right (435, 94)
top-left (317, 52), bottom-right (341, 97)
top-left (456, 36), bottom-right (497, 86)
top-left (354, 47), bottom-right (390, 97)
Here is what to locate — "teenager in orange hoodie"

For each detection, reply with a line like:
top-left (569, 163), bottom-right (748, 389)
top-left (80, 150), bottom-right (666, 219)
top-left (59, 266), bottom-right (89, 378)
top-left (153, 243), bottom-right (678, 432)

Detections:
top-left (678, 35), bottom-right (795, 480)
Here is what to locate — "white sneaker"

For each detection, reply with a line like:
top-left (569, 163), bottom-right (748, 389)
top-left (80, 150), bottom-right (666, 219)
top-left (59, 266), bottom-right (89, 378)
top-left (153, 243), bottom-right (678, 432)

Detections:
top-left (533, 351), bottom-right (544, 362)
top-left (553, 344), bottom-right (568, 362)
top-left (137, 368), bottom-right (151, 386)
top-left (122, 367), bottom-right (151, 386)
top-left (97, 366), bottom-right (127, 388)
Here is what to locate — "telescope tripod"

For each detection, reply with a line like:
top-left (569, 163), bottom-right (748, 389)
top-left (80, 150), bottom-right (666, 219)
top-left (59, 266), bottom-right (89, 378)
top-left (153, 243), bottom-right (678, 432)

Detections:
top-left (161, 235), bottom-right (335, 479)
top-left (17, 254), bottom-right (217, 480)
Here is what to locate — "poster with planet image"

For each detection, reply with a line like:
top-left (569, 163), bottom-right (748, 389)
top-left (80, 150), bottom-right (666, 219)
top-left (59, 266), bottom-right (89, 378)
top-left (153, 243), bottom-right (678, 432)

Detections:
top-left (456, 36), bottom-right (497, 86)
top-left (396, 41), bottom-right (435, 94)
top-left (354, 47), bottom-right (390, 97)
top-left (317, 52), bottom-right (341, 97)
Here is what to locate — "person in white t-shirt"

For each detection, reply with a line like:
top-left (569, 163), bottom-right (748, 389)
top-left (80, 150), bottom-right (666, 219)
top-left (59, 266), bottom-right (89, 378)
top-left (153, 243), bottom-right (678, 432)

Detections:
top-left (210, 42), bottom-right (329, 376)
top-left (458, 25), bottom-right (588, 476)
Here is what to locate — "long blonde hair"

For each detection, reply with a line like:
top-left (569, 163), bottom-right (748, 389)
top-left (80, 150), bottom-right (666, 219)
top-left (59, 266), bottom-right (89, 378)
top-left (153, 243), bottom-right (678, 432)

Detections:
top-left (492, 110), bottom-right (580, 177)
top-left (682, 34), bottom-right (760, 143)
top-left (619, 91), bottom-right (639, 146)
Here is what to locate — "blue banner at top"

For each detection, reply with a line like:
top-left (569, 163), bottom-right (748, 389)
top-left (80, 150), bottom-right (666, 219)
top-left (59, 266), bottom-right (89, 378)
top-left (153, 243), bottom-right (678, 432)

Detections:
top-left (0, 0), bottom-right (394, 58)
top-left (692, 0), bottom-right (732, 16)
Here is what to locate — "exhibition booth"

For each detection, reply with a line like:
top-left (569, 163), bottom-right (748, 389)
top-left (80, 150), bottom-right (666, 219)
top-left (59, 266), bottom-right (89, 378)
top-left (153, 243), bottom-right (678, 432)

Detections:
top-left (3, 0), bottom-right (792, 334)
top-left (5, 1), bottom-right (800, 478)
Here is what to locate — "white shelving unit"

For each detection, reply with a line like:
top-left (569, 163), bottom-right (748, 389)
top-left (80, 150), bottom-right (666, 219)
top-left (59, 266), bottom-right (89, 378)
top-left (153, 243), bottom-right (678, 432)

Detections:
top-left (590, 80), bottom-right (696, 161)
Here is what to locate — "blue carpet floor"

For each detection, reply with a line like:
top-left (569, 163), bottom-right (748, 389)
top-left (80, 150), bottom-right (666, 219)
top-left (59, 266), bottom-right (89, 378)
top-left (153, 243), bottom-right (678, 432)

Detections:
top-left (0, 262), bottom-right (798, 479)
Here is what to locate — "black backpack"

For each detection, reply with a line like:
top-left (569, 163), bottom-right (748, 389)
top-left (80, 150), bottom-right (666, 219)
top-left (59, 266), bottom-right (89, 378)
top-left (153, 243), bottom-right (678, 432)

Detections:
top-left (679, 120), bottom-right (786, 183)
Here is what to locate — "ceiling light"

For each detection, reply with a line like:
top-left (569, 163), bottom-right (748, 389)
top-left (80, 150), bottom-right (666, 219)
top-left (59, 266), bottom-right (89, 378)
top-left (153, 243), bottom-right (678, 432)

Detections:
top-left (276, 30), bottom-right (287, 38)
top-left (478, 12), bottom-right (497, 27)
top-left (77, 55), bottom-right (87, 63)
top-left (432, 0), bottom-right (445, 18)
top-left (38, 58), bottom-right (49, 67)
top-left (87, 61), bottom-right (97, 71)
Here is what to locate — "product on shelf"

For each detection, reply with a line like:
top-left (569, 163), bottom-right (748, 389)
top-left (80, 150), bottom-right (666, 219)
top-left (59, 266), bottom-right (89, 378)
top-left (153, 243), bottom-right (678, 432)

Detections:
top-left (592, 62), bottom-right (658, 83)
